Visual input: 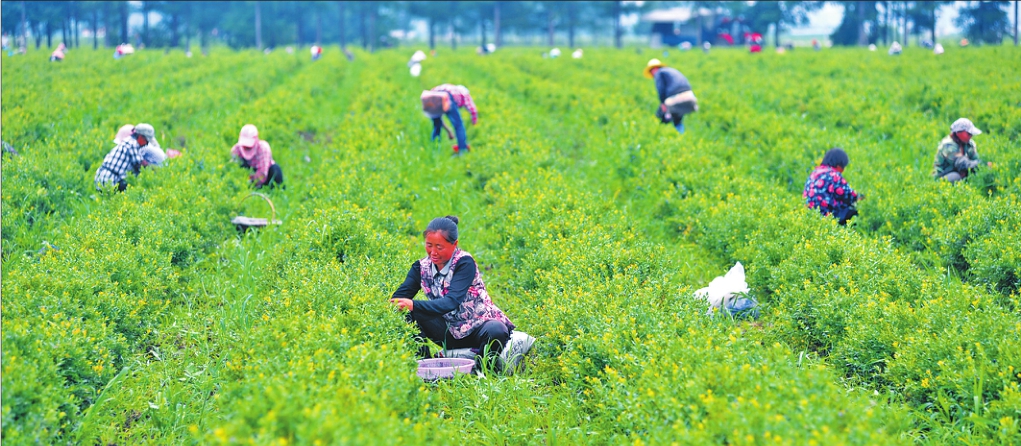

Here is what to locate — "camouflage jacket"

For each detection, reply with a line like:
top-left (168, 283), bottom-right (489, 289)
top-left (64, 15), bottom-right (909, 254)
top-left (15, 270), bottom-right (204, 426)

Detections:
top-left (932, 136), bottom-right (979, 179)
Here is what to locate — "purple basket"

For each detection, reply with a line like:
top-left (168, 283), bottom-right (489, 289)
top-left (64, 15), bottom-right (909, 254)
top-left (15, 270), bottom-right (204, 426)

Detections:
top-left (417, 358), bottom-right (474, 380)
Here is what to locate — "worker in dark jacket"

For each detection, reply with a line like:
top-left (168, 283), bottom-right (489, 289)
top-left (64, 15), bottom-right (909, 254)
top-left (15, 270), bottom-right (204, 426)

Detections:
top-left (644, 59), bottom-right (698, 134)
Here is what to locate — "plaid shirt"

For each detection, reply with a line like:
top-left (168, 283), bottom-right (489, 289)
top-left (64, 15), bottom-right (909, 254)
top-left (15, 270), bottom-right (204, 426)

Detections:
top-left (231, 140), bottom-right (275, 185)
top-left (95, 139), bottom-right (145, 187)
top-left (432, 84), bottom-right (478, 125)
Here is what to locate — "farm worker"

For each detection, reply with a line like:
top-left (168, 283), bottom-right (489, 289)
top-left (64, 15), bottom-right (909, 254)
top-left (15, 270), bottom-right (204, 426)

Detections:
top-left (804, 148), bottom-right (859, 226)
top-left (94, 123), bottom-right (166, 192)
top-left (310, 45), bottom-right (322, 61)
top-left (408, 50), bottom-right (425, 76)
top-left (113, 123), bottom-right (181, 159)
top-left (114, 43), bottom-right (134, 59)
top-left (421, 84), bottom-right (477, 155)
top-left (231, 124), bottom-right (284, 189)
top-left (932, 118), bottom-right (991, 183)
top-left (49, 43), bottom-right (65, 62)
top-left (644, 59), bottom-right (697, 134)
top-left (390, 216), bottom-right (515, 365)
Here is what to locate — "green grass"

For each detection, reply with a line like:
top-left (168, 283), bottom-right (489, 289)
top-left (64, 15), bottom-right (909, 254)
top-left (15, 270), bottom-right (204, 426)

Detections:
top-left (2, 45), bottom-right (1020, 444)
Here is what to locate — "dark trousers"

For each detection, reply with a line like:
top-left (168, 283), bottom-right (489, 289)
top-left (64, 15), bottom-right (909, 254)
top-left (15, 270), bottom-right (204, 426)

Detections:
top-left (408, 311), bottom-right (510, 356)
top-left (240, 160), bottom-right (284, 189)
top-left (835, 207), bottom-right (858, 226)
top-left (261, 164), bottom-right (284, 188)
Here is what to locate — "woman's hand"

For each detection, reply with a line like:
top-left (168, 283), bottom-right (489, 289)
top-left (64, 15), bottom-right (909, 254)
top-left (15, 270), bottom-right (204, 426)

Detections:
top-left (390, 298), bottom-right (414, 312)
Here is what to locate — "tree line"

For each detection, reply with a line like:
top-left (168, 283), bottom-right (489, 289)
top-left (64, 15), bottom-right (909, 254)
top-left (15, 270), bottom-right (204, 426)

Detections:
top-left (1, 1), bottom-right (1017, 52)
top-left (830, 1), bottom-right (1017, 47)
top-left (0, 1), bottom-right (646, 51)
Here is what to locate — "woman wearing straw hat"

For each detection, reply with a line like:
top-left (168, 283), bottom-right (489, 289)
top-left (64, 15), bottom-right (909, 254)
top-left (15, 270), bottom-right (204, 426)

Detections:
top-left (644, 59), bottom-right (697, 134)
top-left (230, 124), bottom-right (284, 189)
top-left (932, 118), bottom-right (991, 183)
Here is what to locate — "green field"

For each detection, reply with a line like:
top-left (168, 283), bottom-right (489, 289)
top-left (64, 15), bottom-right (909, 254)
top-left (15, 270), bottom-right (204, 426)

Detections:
top-left (2, 45), bottom-right (1020, 444)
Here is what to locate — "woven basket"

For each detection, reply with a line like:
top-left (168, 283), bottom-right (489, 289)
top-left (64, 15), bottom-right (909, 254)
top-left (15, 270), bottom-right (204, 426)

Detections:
top-left (231, 192), bottom-right (282, 231)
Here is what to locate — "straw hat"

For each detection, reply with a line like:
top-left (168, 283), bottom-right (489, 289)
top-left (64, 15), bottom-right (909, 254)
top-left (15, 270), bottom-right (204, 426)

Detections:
top-left (643, 58), bottom-right (666, 78)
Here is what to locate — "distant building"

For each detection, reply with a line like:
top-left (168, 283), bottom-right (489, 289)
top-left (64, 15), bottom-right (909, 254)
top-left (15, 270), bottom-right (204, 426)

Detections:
top-left (642, 7), bottom-right (750, 48)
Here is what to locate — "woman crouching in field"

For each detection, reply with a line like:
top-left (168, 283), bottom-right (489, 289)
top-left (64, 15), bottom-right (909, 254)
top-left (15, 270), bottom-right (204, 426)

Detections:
top-left (230, 124), bottom-right (283, 189)
top-left (390, 216), bottom-right (514, 366)
top-left (804, 148), bottom-right (860, 225)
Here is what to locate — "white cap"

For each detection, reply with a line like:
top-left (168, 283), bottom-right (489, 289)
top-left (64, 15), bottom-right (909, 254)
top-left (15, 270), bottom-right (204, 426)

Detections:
top-left (950, 118), bottom-right (982, 135)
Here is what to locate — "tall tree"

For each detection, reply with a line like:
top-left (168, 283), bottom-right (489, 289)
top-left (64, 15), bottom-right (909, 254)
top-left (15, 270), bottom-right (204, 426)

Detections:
top-left (338, 1), bottom-right (347, 47)
top-left (830, 1), bottom-right (879, 46)
top-left (409, 2), bottom-right (443, 49)
top-left (449, 1), bottom-right (457, 49)
top-left (748, 1), bottom-right (822, 47)
top-left (494, 0), bottom-right (502, 46)
top-left (119, 1), bottom-right (128, 44)
top-left (956, 1), bottom-right (1011, 44)
top-left (613, 0), bottom-right (621, 48)
top-left (544, 2), bottom-right (556, 46)
top-left (91, 2), bottom-right (99, 49)
top-left (909, 1), bottom-right (947, 45)
top-left (316, 7), bottom-right (323, 44)
top-left (142, 0), bottom-right (150, 46)
top-left (254, 2), bottom-right (262, 49)
top-left (21, 0), bottom-right (27, 50)
top-left (901, 1), bottom-right (908, 46)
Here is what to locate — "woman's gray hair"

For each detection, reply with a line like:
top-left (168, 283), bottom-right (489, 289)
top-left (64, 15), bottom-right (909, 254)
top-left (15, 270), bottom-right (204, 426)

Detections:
top-left (423, 215), bottom-right (460, 243)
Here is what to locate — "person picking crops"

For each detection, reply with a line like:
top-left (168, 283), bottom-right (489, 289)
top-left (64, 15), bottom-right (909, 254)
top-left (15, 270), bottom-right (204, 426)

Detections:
top-left (50, 43), bottom-right (65, 62)
top-left (804, 148), bottom-right (860, 226)
top-left (390, 216), bottom-right (515, 369)
top-left (932, 118), bottom-right (991, 183)
top-left (94, 123), bottom-right (166, 192)
top-left (230, 124), bottom-right (284, 189)
top-left (421, 84), bottom-right (477, 155)
top-left (644, 59), bottom-right (697, 134)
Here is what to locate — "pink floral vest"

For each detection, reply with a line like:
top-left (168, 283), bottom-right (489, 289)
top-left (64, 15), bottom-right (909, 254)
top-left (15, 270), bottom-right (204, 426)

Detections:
top-left (419, 249), bottom-right (515, 339)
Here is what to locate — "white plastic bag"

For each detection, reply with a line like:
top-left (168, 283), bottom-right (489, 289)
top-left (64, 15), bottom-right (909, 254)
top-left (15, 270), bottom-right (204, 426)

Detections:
top-left (695, 262), bottom-right (749, 309)
top-left (442, 331), bottom-right (535, 375)
top-left (695, 262), bottom-right (759, 319)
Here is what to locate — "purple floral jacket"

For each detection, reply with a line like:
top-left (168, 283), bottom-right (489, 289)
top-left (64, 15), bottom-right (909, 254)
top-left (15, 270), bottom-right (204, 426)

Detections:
top-left (803, 165), bottom-right (858, 215)
top-left (419, 249), bottom-right (514, 339)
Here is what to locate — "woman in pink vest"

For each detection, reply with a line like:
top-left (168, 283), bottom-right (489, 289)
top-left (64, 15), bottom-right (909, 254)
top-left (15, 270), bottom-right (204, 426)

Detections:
top-left (230, 124), bottom-right (283, 188)
top-left (391, 216), bottom-right (515, 363)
